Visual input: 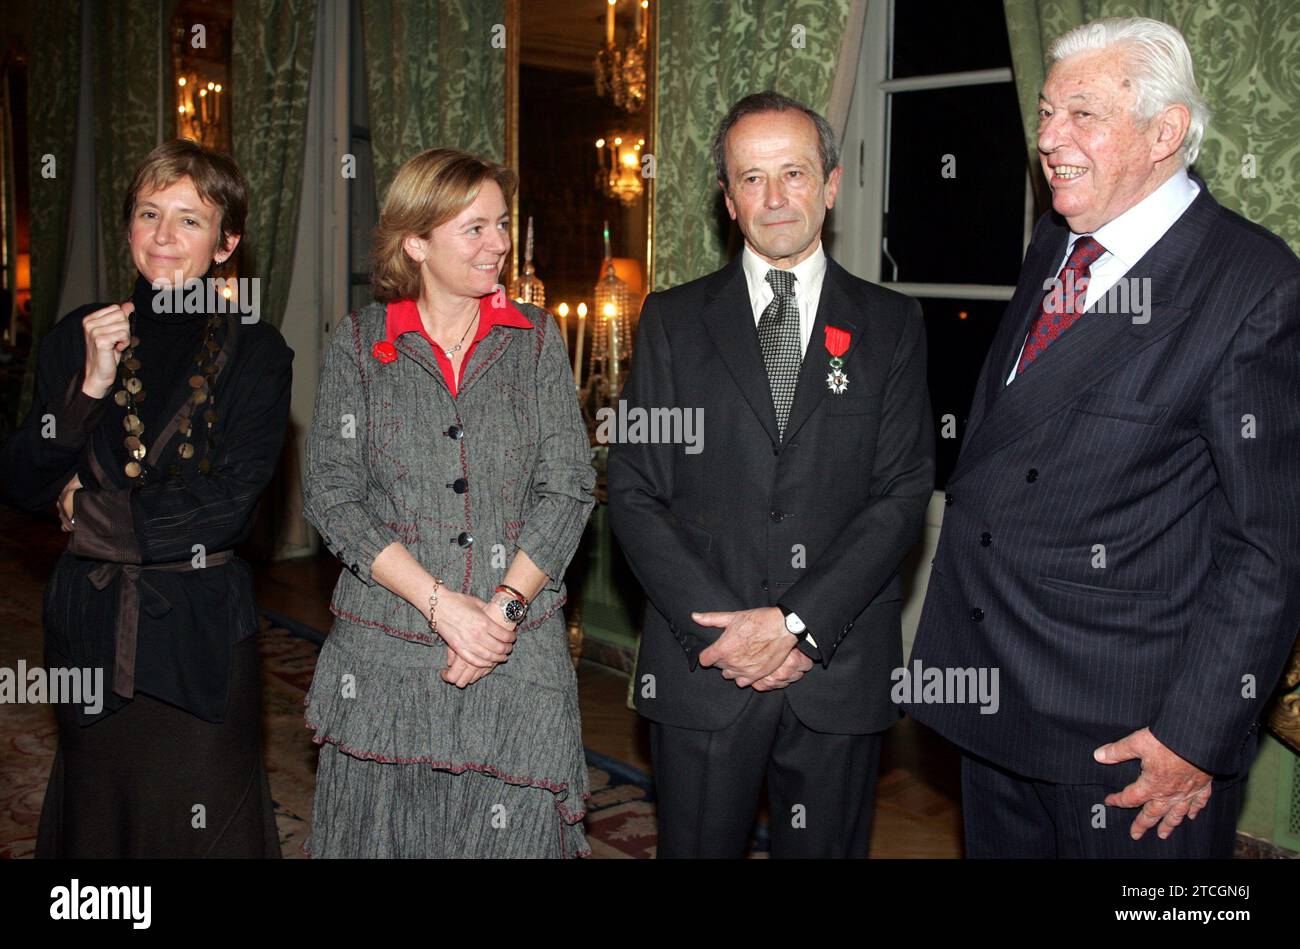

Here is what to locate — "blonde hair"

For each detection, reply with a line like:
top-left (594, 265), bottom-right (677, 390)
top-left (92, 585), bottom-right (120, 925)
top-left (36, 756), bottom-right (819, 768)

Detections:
top-left (370, 148), bottom-right (518, 302)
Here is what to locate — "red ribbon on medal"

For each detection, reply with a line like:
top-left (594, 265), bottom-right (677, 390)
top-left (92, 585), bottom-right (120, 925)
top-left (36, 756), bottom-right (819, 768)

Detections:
top-left (824, 325), bottom-right (851, 358)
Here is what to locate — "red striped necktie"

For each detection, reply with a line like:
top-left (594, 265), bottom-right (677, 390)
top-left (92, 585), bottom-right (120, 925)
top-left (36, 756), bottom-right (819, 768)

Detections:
top-left (1017, 235), bottom-right (1107, 373)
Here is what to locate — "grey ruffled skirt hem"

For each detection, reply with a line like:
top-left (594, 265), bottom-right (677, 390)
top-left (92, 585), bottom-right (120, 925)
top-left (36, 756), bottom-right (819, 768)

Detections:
top-left (303, 624), bottom-right (590, 858)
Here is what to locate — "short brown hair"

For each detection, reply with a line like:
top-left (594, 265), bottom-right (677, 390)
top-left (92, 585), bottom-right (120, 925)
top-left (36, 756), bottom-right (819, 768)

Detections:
top-left (370, 148), bottom-right (518, 303)
top-left (122, 139), bottom-right (248, 255)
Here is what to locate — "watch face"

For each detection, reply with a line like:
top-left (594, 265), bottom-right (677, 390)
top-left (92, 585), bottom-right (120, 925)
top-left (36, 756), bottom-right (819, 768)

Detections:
top-left (502, 599), bottom-right (527, 623)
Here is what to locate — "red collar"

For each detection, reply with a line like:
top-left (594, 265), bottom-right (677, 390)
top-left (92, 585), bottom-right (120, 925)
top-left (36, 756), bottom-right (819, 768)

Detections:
top-left (385, 294), bottom-right (533, 348)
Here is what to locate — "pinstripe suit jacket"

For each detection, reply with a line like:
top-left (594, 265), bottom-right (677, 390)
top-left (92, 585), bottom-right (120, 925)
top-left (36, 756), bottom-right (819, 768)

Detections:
top-left (907, 181), bottom-right (1300, 784)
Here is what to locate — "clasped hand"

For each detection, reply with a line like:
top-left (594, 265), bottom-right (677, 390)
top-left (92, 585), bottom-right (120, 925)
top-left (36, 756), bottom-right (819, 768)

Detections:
top-left (433, 590), bottom-right (517, 689)
top-left (695, 607), bottom-right (812, 690)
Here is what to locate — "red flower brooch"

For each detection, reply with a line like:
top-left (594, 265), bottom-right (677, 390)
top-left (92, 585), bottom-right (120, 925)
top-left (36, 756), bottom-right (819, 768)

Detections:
top-left (372, 341), bottom-right (398, 364)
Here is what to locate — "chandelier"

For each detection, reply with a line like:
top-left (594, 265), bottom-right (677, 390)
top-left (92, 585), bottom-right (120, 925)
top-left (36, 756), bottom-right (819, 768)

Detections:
top-left (594, 0), bottom-right (649, 115)
top-left (595, 134), bottom-right (645, 206)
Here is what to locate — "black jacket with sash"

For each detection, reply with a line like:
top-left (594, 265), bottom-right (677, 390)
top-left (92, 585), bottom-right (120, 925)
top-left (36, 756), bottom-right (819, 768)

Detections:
top-left (0, 275), bottom-right (293, 723)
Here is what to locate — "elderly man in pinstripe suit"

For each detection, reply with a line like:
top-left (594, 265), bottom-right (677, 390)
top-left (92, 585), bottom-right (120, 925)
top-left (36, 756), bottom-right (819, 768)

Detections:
top-left (907, 17), bottom-right (1300, 858)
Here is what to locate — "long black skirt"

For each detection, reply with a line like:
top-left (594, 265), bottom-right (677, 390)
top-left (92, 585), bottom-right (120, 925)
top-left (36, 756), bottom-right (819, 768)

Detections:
top-left (35, 634), bottom-right (281, 858)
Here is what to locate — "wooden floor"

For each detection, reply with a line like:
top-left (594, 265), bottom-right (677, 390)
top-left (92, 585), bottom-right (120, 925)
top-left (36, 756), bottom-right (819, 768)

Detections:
top-left (257, 549), bottom-right (965, 858)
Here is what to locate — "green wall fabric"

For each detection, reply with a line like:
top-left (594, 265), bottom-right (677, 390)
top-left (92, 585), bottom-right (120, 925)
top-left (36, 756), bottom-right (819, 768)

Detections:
top-left (19, 0), bottom-right (81, 421)
top-left (654, 0), bottom-right (853, 290)
top-left (361, 0), bottom-right (506, 207)
top-left (1004, 0), bottom-right (1300, 254)
top-left (91, 0), bottom-right (165, 302)
top-left (232, 0), bottom-right (318, 331)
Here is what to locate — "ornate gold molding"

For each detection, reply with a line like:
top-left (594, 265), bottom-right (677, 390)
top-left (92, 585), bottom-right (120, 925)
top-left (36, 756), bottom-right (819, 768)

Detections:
top-left (1267, 633), bottom-right (1300, 753)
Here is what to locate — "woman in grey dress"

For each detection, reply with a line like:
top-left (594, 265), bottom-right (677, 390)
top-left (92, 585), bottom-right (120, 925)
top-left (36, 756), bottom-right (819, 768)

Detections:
top-left (302, 148), bottom-right (595, 857)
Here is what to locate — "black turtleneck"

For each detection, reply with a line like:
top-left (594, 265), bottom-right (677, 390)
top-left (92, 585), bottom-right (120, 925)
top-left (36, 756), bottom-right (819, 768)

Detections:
top-left (97, 275), bottom-right (213, 482)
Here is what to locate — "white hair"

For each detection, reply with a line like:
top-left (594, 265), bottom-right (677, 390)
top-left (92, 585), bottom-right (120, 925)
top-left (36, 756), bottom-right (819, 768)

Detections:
top-left (1048, 16), bottom-right (1210, 164)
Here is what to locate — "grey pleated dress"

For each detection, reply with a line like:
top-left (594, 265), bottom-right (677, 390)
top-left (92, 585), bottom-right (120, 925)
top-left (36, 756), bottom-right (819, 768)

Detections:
top-left (301, 297), bottom-right (596, 858)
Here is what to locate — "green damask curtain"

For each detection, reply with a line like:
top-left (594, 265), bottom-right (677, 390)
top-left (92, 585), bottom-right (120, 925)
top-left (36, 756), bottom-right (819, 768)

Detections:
top-left (19, 0), bottom-right (81, 420)
top-left (361, 0), bottom-right (506, 206)
top-left (91, 0), bottom-right (166, 301)
top-left (232, 0), bottom-right (317, 331)
top-left (654, 0), bottom-right (853, 289)
top-left (1003, 0), bottom-right (1300, 254)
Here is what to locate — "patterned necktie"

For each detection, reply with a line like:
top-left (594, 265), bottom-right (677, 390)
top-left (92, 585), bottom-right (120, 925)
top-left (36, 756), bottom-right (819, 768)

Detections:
top-left (1017, 235), bottom-right (1108, 373)
top-left (758, 268), bottom-right (803, 438)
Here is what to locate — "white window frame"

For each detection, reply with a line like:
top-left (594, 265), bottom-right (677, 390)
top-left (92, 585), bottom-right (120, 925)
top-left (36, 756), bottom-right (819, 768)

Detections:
top-left (828, 0), bottom-right (1031, 302)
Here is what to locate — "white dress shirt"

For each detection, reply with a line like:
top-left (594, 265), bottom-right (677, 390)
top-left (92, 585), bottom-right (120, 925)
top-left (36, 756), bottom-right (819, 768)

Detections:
top-left (742, 240), bottom-right (827, 356)
top-left (741, 240), bottom-right (827, 649)
top-left (1006, 169), bottom-right (1200, 384)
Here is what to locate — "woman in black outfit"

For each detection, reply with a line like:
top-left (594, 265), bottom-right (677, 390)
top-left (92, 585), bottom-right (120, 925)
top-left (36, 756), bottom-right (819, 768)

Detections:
top-left (0, 139), bottom-right (292, 857)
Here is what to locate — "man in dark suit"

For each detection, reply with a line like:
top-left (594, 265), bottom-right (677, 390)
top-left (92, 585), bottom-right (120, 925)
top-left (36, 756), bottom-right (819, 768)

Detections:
top-left (607, 92), bottom-right (933, 858)
top-left (907, 16), bottom-right (1300, 858)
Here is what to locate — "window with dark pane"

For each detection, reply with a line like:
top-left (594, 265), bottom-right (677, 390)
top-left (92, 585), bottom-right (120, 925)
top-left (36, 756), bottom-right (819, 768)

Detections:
top-left (882, 82), bottom-right (1027, 285)
top-left (890, 0), bottom-right (1012, 79)
top-left (919, 297), bottom-right (1007, 487)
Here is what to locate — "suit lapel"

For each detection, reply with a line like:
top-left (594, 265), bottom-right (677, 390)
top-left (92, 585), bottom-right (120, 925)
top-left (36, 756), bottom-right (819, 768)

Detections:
top-left (783, 258), bottom-right (862, 442)
top-left (950, 186), bottom-right (1216, 482)
top-left (701, 258), bottom-right (781, 446)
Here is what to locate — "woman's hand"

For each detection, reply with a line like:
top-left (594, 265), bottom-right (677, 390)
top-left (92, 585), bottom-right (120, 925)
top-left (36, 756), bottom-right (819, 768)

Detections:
top-left (57, 474), bottom-right (82, 531)
top-left (433, 589), bottom-right (517, 668)
top-left (440, 601), bottom-right (519, 688)
top-left (81, 301), bottom-right (134, 399)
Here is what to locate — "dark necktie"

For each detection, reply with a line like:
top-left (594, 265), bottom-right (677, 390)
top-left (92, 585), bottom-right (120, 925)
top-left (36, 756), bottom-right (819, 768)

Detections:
top-left (758, 268), bottom-right (802, 437)
top-left (1017, 235), bottom-right (1107, 374)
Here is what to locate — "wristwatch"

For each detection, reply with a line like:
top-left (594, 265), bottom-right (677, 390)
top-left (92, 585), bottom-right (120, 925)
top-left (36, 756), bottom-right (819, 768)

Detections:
top-left (494, 584), bottom-right (529, 625)
top-left (776, 603), bottom-right (809, 643)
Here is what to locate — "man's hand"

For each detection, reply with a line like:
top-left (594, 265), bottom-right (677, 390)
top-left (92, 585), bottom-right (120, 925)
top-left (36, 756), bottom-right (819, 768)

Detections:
top-left (57, 474), bottom-right (82, 532)
top-left (695, 607), bottom-right (795, 687)
top-left (751, 646), bottom-right (813, 692)
top-left (1094, 727), bottom-right (1214, 840)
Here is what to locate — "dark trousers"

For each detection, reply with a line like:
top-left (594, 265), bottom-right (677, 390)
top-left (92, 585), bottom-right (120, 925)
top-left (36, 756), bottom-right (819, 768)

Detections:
top-left (649, 691), bottom-right (883, 858)
top-left (960, 751), bottom-right (1245, 859)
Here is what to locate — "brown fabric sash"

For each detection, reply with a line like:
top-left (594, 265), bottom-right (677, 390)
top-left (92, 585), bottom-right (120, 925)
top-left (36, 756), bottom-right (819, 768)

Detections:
top-left (87, 549), bottom-right (236, 699)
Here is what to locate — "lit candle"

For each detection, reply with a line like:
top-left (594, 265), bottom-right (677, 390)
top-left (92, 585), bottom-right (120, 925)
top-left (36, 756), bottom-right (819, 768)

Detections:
top-left (574, 303), bottom-right (588, 386)
top-left (606, 302), bottom-right (621, 392)
top-left (557, 302), bottom-right (570, 352)
top-left (606, 0), bottom-right (615, 45)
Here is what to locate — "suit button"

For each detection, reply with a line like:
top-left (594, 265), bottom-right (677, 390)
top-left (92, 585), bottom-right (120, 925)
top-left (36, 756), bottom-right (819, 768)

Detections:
top-left (1026, 468), bottom-right (1038, 483)
top-left (970, 607), bottom-right (984, 622)
top-left (456, 531), bottom-right (474, 548)
top-left (446, 424), bottom-right (464, 439)
top-left (945, 493), bottom-right (954, 506)
top-left (760, 580), bottom-right (769, 591)
top-left (980, 532), bottom-right (992, 547)
top-left (769, 510), bottom-right (785, 522)
top-left (449, 478), bottom-right (468, 493)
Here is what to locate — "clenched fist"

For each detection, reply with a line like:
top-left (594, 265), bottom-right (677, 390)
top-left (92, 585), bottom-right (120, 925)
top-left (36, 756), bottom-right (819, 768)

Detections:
top-left (81, 301), bottom-right (135, 399)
